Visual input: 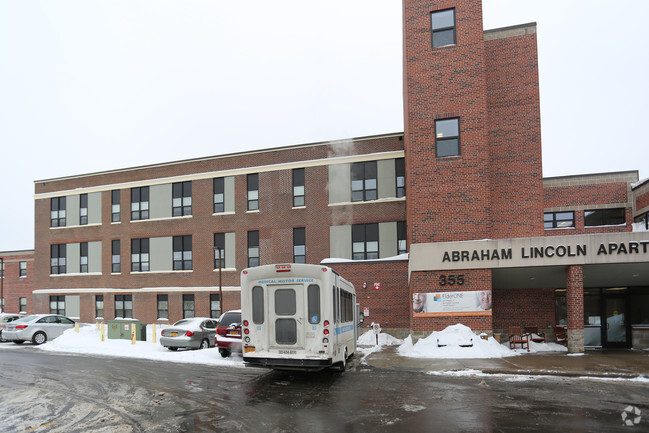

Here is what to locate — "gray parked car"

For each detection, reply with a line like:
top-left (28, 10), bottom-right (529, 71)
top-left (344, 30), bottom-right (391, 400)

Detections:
top-left (3, 314), bottom-right (76, 345)
top-left (0, 313), bottom-right (22, 342)
top-left (160, 317), bottom-right (218, 351)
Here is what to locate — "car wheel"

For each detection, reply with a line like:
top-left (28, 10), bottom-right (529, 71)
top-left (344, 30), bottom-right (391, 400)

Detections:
top-left (199, 339), bottom-right (209, 350)
top-left (13, 340), bottom-right (24, 345)
top-left (167, 347), bottom-right (178, 351)
top-left (0, 331), bottom-right (6, 343)
top-left (219, 348), bottom-right (231, 358)
top-left (32, 332), bottom-right (47, 345)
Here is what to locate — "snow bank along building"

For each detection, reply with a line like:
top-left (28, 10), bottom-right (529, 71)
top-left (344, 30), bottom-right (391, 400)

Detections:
top-left (30, 0), bottom-right (649, 352)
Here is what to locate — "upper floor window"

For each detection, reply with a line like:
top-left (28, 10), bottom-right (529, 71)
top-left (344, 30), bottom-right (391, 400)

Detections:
top-left (544, 212), bottom-right (575, 229)
top-left (173, 235), bottom-right (193, 270)
top-left (50, 244), bottom-right (66, 274)
top-left (248, 230), bottom-right (260, 267)
top-left (19, 261), bottom-right (27, 277)
top-left (247, 174), bottom-right (259, 211)
top-left (214, 233), bottom-right (226, 269)
top-left (51, 197), bottom-right (66, 227)
top-left (352, 223), bottom-right (379, 260)
top-left (111, 240), bottom-right (121, 273)
top-left (584, 208), bottom-right (626, 227)
top-left (293, 227), bottom-right (306, 263)
top-left (80, 242), bottom-right (88, 273)
top-left (131, 187), bottom-right (149, 221)
top-left (79, 194), bottom-right (88, 225)
top-left (213, 178), bottom-right (225, 213)
top-left (396, 158), bottom-right (405, 198)
top-left (351, 161), bottom-right (377, 202)
top-left (397, 221), bottom-right (408, 255)
top-left (431, 8), bottom-right (456, 48)
top-left (172, 181), bottom-right (192, 217)
top-left (435, 118), bottom-right (460, 157)
top-left (131, 238), bottom-right (150, 272)
top-left (293, 168), bottom-right (305, 207)
top-left (111, 190), bottom-right (121, 222)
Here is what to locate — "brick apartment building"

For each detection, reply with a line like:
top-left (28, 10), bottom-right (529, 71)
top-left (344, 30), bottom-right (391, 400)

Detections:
top-left (27, 0), bottom-right (649, 352)
top-left (0, 250), bottom-right (34, 315)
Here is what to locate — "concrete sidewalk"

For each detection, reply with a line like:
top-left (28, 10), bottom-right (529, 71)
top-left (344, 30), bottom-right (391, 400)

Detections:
top-left (363, 346), bottom-right (649, 379)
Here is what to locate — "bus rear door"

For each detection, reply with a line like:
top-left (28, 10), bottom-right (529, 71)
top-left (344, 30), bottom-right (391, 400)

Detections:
top-left (268, 284), bottom-right (305, 352)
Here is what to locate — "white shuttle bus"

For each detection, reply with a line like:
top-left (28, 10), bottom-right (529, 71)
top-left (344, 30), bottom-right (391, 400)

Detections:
top-left (240, 263), bottom-right (358, 371)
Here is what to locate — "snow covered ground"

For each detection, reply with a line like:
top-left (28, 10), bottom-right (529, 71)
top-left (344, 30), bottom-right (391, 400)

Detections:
top-left (0, 322), bottom-right (566, 365)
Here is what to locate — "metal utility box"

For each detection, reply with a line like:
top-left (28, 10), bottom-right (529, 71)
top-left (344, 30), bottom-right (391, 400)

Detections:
top-left (107, 320), bottom-right (146, 341)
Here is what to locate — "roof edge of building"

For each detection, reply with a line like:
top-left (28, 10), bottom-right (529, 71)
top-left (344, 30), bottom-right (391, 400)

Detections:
top-left (543, 170), bottom-right (639, 187)
top-left (484, 22), bottom-right (537, 41)
top-left (34, 132), bottom-right (405, 184)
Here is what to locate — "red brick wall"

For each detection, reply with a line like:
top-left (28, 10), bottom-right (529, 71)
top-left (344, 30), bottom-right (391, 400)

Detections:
top-left (634, 182), bottom-right (649, 215)
top-left (0, 251), bottom-right (34, 314)
top-left (404, 0), bottom-right (490, 245)
top-left (485, 31), bottom-right (544, 239)
top-left (544, 182), bottom-right (630, 209)
top-left (566, 265), bottom-right (584, 331)
top-left (492, 288), bottom-right (555, 331)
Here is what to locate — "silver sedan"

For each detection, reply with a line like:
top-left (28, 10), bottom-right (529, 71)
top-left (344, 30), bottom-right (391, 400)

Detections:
top-left (160, 317), bottom-right (218, 351)
top-left (0, 313), bottom-right (22, 342)
top-left (3, 314), bottom-right (76, 345)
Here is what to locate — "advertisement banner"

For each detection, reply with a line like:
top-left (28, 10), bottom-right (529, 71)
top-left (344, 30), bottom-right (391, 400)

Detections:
top-left (412, 290), bottom-right (492, 317)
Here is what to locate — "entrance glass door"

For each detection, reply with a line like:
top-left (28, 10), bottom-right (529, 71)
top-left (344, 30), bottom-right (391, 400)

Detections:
top-left (604, 296), bottom-right (627, 346)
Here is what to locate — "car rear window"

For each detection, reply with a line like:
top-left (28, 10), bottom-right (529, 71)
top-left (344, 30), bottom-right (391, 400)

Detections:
top-left (220, 313), bottom-right (240, 327)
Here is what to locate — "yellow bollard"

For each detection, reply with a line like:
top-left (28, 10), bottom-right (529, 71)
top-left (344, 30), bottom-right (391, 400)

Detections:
top-left (131, 323), bottom-right (136, 344)
top-left (96, 322), bottom-right (100, 330)
top-left (75, 322), bottom-right (79, 333)
top-left (152, 323), bottom-right (157, 344)
top-left (100, 322), bottom-right (105, 342)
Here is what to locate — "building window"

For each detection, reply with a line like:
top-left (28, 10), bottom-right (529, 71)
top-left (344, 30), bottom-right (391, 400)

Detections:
top-left (79, 193), bottom-right (88, 225)
top-left (173, 235), bottom-right (193, 270)
top-left (115, 294), bottom-right (133, 319)
top-left (584, 208), bottom-right (626, 226)
top-left (157, 294), bottom-right (169, 320)
top-left (247, 174), bottom-right (259, 211)
top-left (351, 161), bottom-right (377, 202)
top-left (50, 244), bottom-right (66, 275)
top-left (635, 212), bottom-right (649, 230)
top-left (0, 261), bottom-right (3, 278)
top-left (95, 295), bottom-right (104, 318)
top-left (131, 238), bottom-right (150, 272)
top-left (431, 8), bottom-right (456, 48)
top-left (544, 212), bottom-right (575, 229)
top-left (214, 233), bottom-right (225, 269)
top-left (183, 294), bottom-right (195, 318)
top-left (111, 190), bottom-right (121, 222)
top-left (352, 223), bottom-right (379, 260)
top-left (293, 168), bottom-right (305, 207)
top-left (248, 230), bottom-right (260, 267)
top-left (50, 197), bottom-right (66, 227)
top-left (19, 261), bottom-right (27, 277)
top-left (50, 295), bottom-right (65, 315)
top-left (19, 297), bottom-right (27, 312)
top-left (293, 227), bottom-right (306, 263)
top-left (396, 158), bottom-right (406, 198)
top-left (213, 178), bottom-right (225, 213)
top-left (210, 294), bottom-right (221, 319)
top-left (172, 181), bottom-right (192, 217)
top-left (80, 242), bottom-right (88, 273)
top-left (397, 221), bottom-right (408, 255)
top-left (112, 240), bottom-right (121, 273)
top-left (435, 118), bottom-right (460, 157)
top-left (131, 187), bottom-right (149, 221)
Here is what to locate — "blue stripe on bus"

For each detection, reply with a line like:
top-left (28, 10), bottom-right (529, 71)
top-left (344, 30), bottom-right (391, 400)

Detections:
top-left (335, 324), bottom-right (354, 335)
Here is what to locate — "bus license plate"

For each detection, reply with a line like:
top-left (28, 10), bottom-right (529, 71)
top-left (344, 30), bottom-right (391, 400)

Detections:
top-left (244, 346), bottom-right (255, 353)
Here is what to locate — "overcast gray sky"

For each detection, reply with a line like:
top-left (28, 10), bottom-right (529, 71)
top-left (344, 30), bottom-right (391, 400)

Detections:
top-left (1, 1), bottom-right (648, 252)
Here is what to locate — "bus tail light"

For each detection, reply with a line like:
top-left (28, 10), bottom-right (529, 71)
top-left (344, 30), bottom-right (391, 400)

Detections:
top-left (323, 329), bottom-right (329, 335)
top-left (275, 264), bottom-right (291, 272)
top-left (243, 320), bottom-right (249, 326)
top-left (324, 320), bottom-right (329, 326)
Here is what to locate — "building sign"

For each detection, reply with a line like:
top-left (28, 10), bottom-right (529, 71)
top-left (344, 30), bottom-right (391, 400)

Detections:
top-left (412, 290), bottom-right (492, 318)
top-left (410, 232), bottom-right (649, 272)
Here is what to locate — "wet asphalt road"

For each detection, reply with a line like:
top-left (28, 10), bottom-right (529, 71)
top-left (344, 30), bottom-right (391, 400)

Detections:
top-left (0, 348), bottom-right (647, 432)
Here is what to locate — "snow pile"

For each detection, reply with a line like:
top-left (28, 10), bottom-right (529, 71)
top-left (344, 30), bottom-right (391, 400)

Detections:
top-left (35, 325), bottom-right (244, 367)
top-left (357, 329), bottom-right (403, 346)
top-left (398, 324), bottom-right (516, 359)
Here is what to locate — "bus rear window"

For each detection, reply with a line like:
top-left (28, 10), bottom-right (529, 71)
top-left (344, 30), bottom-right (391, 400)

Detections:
top-left (252, 286), bottom-right (264, 324)
top-left (308, 284), bottom-right (320, 324)
top-left (275, 289), bottom-right (296, 315)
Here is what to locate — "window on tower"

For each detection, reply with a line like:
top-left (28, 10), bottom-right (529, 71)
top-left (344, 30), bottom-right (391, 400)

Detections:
top-left (431, 9), bottom-right (456, 48)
